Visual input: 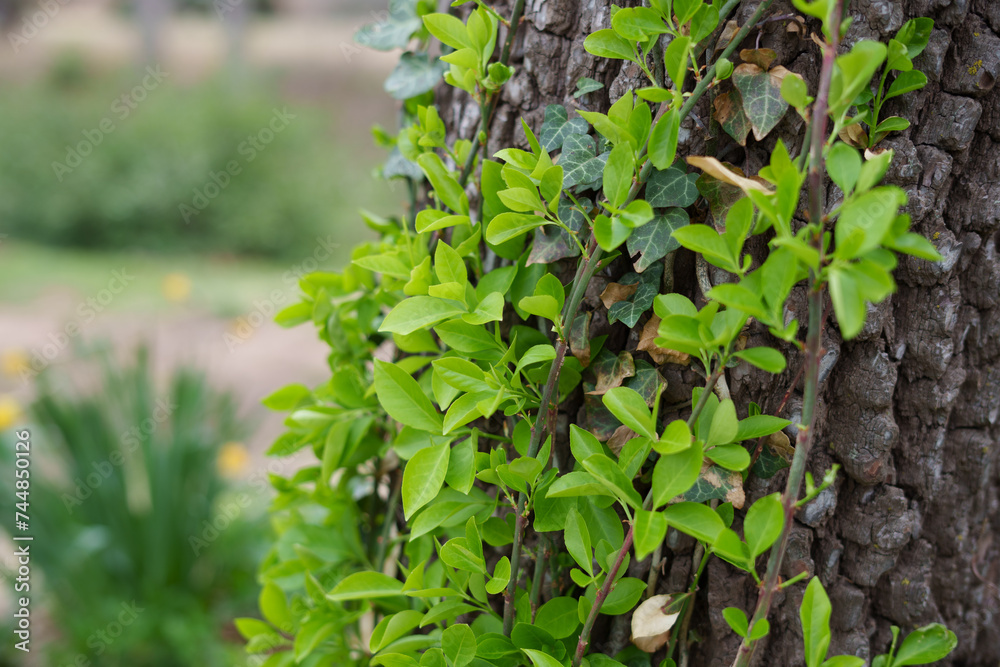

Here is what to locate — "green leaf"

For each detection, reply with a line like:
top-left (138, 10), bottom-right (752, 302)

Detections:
top-left (884, 70), bottom-right (927, 101)
top-left (260, 583), bottom-right (292, 629)
top-left (384, 54), bottom-right (447, 100)
top-left (744, 493), bottom-right (783, 558)
top-left (648, 108), bottom-right (680, 170)
top-left (735, 415), bottom-right (790, 442)
top-left (548, 471), bottom-right (614, 500)
top-left (821, 657), bottom-right (865, 667)
top-left (834, 187), bottom-right (907, 259)
top-left (627, 208), bottom-right (689, 273)
top-left (355, 0), bottom-right (421, 50)
top-left (826, 142), bottom-right (861, 195)
top-left (262, 383), bottom-right (310, 410)
top-left (380, 296), bottom-right (466, 336)
top-left (328, 572), bottom-right (403, 601)
top-left (445, 438), bottom-right (476, 494)
top-left (655, 419), bottom-right (692, 455)
top-left (664, 36), bottom-right (691, 89)
top-left (828, 265), bottom-right (865, 340)
top-left (781, 71), bottom-right (809, 109)
top-left (602, 578), bottom-right (645, 615)
top-left (523, 648), bottom-right (565, 667)
top-left (584, 29), bottom-right (636, 61)
top-left (829, 41), bottom-right (887, 117)
top-left (565, 506), bottom-right (594, 576)
top-left (402, 441), bottom-right (450, 519)
top-left (672, 224), bottom-right (737, 272)
top-left (374, 360), bottom-right (444, 433)
top-left (417, 153), bottom-right (469, 214)
top-left (535, 597), bottom-right (581, 639)
top-left (486, 556), bottom-right (511, 595)
top-left (646, 163), bottom-right (700, 208)
top-left (707, 399), bottom-right (738, 446)
top-left (733, 347), bottom-right (787, 373)
top-left (603, 386), bottom-right (656, 439)
top-left (892, 624), bottom-right (958, 665)
top-left (594, 214), bottom-right (631, 252)
top-left (423, 13), bottom-right (471, 50)
top-left (441, 624), bottom-right (476, 667)
top-left (486, 212), bottom-right (547, 245)
top-left (706, 445), bottom-right (750, 471)
top-left (604, 143), bottom-right (634, 208)
top-left (690, 3), bottom-right (720, 42)
top-left (732, 63), bottom-right (791, 141)
top-left (612, 6), bottom-right (669, 41)
top-left (894, 17), bottom-right (934, 59)
top-left (662, 502), bottom-right (725, 544)
top-left (561, 134), bottom-right (607, 190)
top-left (801, 577), bottom-right (832, 667)
top-left (582, 453), bottom-right (643, 509)
top-left (633, 509), bottom-right (667, 561)
top-left (723, 607), bottom-right (749, 638)
top-left (440, 537), bottom-right (486, 573)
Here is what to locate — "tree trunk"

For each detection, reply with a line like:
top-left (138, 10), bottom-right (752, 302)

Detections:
top-left (441, 0), bottom-right (1000, 664)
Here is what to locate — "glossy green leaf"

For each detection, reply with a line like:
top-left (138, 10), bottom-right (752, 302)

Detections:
top-left (633, 509), bottom-right (667, 561)
top-left (604, 142), bottom-right (634, 208)
top-left (603, 387), bottom-right (656, 439)
top-left (486, 212), bottom-right (548, 245)
top-left (723, 607), bottom-right (749, 638)
top-left (744, 493), bottom-right (783, 558)
top-left (328, 572), bottom-right (403, 601)
top-left (801, 577), bottom-right (832, 667)
top-left (375, 360), bottom-right (443, 433)
top-left (380, 296), bottom-right (466, 335)
top-left (535, 597), bottom-right (581, 639)
top-left (582, 453), bottom-right (643, 509)
top-left (584, 29), bottom-right (635, 61)
top-left (402, 441), bottom-right (450, 519)
top-left (441, 624), bottom-right (476, 667)
top-left (648, 108), bottom-right (680, 170)
top-left (893, 624), bottom-right (958, 665)
top-left (733, 346), bottom-right (787, 373)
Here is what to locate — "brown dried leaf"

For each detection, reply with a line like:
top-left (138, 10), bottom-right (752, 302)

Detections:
top-left (739, 48), bottom-right (777, 70)
top-left (766, 429), bottom-right (794, 461)
top-left (607, 424), bottom-right (638, 456)
top-left (638, 315), bottom-right (691, 366)
top-left (839, 123), bottom-right (869, 148)
top-left (600, 282), bottom-right (638, 309)
top-left (687, 156), bottom-right (774, 195)
top-left (714, 20), bottom-right (740, 55)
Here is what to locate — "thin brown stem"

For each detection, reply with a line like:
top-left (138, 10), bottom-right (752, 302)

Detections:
top-left (731, 3), bottom-right (842, 665)
top-left (573, 524), bottom-right (635, 667)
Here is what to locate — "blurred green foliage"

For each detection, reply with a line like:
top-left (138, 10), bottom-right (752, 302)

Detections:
top-left (0, 64), bottom-right (376, 258)
top-left (0, 345), bottom-right (265, 665)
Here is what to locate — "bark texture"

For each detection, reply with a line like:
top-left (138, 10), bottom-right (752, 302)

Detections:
top-left (439, 0), bottom-right (1000, 664)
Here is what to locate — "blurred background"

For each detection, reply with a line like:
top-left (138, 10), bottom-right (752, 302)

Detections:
top-left (0, 0), bottom-right (400, 662)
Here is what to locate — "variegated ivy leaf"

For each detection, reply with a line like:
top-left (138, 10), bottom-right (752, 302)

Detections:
top-left (588, 349), bottom-right (636, 396)
top-left (645, 163), bottom-right (700, 208)
top-left (732, 63), bottom-right (793, 141)
top-left (713, 88), bottom-right (752, 146)
top-left (354, 0), bottom-right (422, 51)
top-left (625, 360), bottom-right (666, 408)
top-left (528, 197), bottom-right (590, 265)
top-left (581, 386), bottom-right (621, 441)
top-left (608, 263), bottom-right (663, 328)
top-left (627, 207), bottom-right (690, 273)
top-left (574, 76), bottom-right (605, 98)
top-left (384, 54), bottom-right (448, 100)
top-left (683, 463), bottom-right (745, 508)
top-left (570, 311), bottom-right (593, 367)
top-left (696, 170), bottom-right (745, 226)
top-left (560, 134), bottom-right (608, 190)
top-left (540, 104), bottom-right (590, 151)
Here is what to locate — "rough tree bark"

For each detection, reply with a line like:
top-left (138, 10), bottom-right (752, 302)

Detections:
top-left (438, 0), bottom-right (999, 664)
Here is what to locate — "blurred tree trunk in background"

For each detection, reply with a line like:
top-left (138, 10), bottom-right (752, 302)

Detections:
top-left (136, 0), bottom-right (172, 65)
top-left (439, 0), bottom-right (1000, 664)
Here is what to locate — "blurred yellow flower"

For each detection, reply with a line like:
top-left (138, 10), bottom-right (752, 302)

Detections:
top-left (1, 350), bottom-right (30, 378)
top-left (217, 441), bottom-right (249, 478)
top-left (162, 273), bottom-right (192, 303)
top-left (0, 395), bottom-right (21, 430)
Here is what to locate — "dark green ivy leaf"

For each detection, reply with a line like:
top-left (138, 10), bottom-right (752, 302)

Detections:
top-left (626, 207), bottom-right (689, 273)
top-left (646, 163), bottom-right (700, 208)
top-left (713, 87), bottom-right (752, 146)
top-left (384, 53), bottom-right (448, 100)
top-left (732, 63), bottom-right (791, 141)
top-left (574, 77), bottom-right (605, 98)
top-left (540, 104), bottom-right (590, 151)
top-left (696, 171), bottom-right (745, 226)
top-left (528, 197), bottom-right (590, 265)
top-left (624, 360), bottom-right (666, 408)
top-left (683, 464), bottom-right (744, 506)
top-left (608, 263), bottom-right (663, 328)
top-left (561, 134), bottom-right (608, 190)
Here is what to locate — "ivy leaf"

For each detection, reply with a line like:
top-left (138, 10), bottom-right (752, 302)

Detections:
top-left (589, 349), bottom-right (636, 395)
top-left (528, 197), bottom-right (588, 265)
top-left (713, 88), bottom-right (752, 146)
top-left (696, 171), bottom-right (745, 226)
top-left (384, 53), bottom-right (447, 100)
top-left (560, 134), bottom-right (608, 190)
top-left (624, 360), bottom-right (665, 407)
top-left (354, 0), bottom-right (421, 50)
top-left (608, 264), bottom-right (663, 328)
top-left (540, 104), bottom-right (590, 151)
top-left (574, 76), bottom-right (605, 98)
top-left (683, 463), bottom-right (745, 508)
top-left (582, 385), bottom-right (623, 441)
top-left (570, 311), bottom-right (593, 367)
top-left (646, 163), bottom-right (700, 208)
top-left (732, 64), bottom-right (792, 141)
top-left (627, 208), bottom-right (689, 273)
